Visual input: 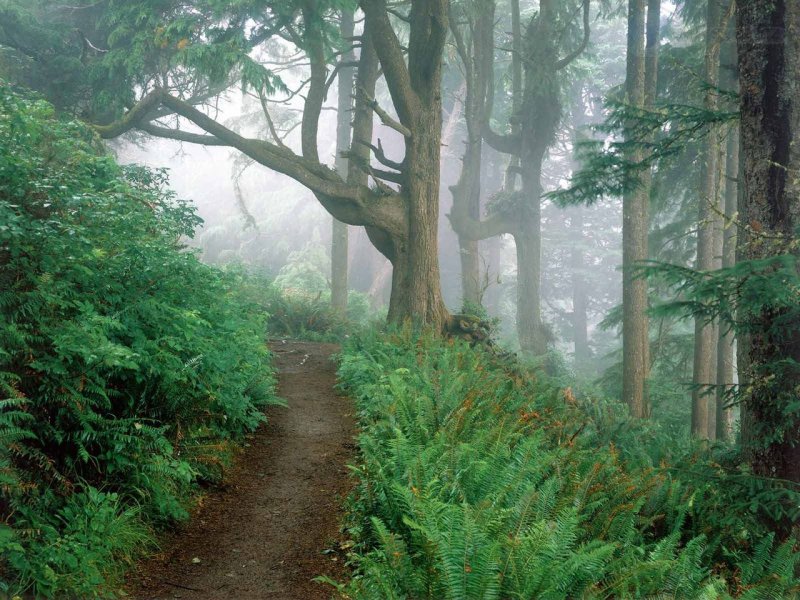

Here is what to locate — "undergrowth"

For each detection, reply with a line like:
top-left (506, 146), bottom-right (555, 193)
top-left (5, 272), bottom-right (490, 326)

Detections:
top-left (264, 285), bottom-right (378, 342)
top-left (0, 83), bottom-right (280, 598)
top-left (332, 328), bottom-right (800, 599)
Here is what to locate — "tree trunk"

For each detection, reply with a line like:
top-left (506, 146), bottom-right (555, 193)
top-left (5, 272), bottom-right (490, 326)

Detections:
top-left (459, 238), bottom-right (481, 309)
top-left (571, 209), bottom-right (590, 367)
top-left (622, 0), bottom-right (649, 418)
top-left (331, 9), bottom-right (355, 314)
top-left (449, 0), bottom-right (494, 310)
top-left (641, 0), bottom-right (660, 403)
top-left (504, 0), bottom-right (523, 192)
top-left (387, 124), bottom-right (450, 328)
top-left (716, 125), bottom-right (738, 442)
top-left (514, 178), bottom-right (545, 355)
top-left (691, 0), bottom-right (727, 438)
top-left (511, 0), bottom-right (570, 357)
top-left (736, 0), bottom-right (800, 490)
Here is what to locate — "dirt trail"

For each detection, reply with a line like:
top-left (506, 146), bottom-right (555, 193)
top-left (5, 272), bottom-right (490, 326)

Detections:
top-left (127, 341), bottom-right (353, 600)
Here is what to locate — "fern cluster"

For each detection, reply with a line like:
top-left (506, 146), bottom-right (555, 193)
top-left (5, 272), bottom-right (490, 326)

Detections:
top-left (0, 83), bottom-right (280, 597)
top-left (333, 328), bottom-right (799, 599)
top-left (264, 283), bottom-right (377, 342)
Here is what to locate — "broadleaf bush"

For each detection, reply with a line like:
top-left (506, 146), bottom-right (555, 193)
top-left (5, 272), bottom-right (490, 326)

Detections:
top-left (0, 82), bottom-right (280, 598)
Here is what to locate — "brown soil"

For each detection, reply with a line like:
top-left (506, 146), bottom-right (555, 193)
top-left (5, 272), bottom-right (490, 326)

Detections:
top-left (126, 340), bottom-right (353, 600)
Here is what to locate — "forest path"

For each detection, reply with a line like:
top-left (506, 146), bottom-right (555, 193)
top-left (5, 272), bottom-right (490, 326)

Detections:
top-left (127, 340), bottom-right (353, 600)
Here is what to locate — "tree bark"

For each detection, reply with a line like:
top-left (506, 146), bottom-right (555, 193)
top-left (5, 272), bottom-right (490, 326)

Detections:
top-left (716, 14), bottom-right (739, 443)
top-left (736, 0), bottom-right (800, 490)
top-left (367, 0), bottom-right (450, 328)
top-left (515, 181), bottom-right (546, 355)
top-left (622, 0), bottom-right (649, 418)
top-left (716, 125), bottom-right (738, 442)
top-left (691, 0), bottom-right (728, 438)
top-left (331, 9), bottom-right (355, 314)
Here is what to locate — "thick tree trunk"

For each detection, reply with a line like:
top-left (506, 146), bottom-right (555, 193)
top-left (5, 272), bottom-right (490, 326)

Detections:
top-left (692, 0), bottom-right (727, 438)
top-left (386, 107), bottom-right (449, 327)
top-left (511, 0), bottom-right (569, 357)
top-left (504, 0), bottom-right (523, 192)
top-left (331, 10), bottom-right (355, 314)
top-left (736, 0), bottom-right (800, 490)
top-left (716, 126), bottom-right (738, 441)
top-left (360, 0), bottom-right (451, 330)
top-left (514, 178), bottom-right (546, 355)
top-left (622, 0), bottom-right (649, 418)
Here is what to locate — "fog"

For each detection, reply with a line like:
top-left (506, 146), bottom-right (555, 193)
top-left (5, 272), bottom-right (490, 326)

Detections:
top-left (111, 7), bottom-right (632, 371)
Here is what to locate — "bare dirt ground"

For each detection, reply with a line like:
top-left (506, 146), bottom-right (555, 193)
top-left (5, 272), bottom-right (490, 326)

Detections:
top-left (126, 340), bottom-right (353, 600)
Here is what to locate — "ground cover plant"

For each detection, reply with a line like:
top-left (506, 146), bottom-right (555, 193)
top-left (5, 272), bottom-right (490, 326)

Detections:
top-left (333, 328), bottom-right (800, 599)
top-left (0, 83), bottom-right (280, 598)
top-left (263, 283), bottom-right (377, 342)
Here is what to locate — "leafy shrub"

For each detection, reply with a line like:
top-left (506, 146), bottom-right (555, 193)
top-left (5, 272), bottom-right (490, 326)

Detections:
top-left (333, 328), bottom-right (800, 599)
top-left (264, 284), bottom-right (377, 341)
top-left (0, 83), bottom-right (280, 597)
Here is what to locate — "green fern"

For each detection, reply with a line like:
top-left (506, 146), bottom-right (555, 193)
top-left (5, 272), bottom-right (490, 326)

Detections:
top-left (334, 330), bottom-right (800, 600)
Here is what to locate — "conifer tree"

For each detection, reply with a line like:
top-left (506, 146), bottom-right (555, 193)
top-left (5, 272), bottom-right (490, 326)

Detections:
top-left (736, 0), bottom-right (800, 489)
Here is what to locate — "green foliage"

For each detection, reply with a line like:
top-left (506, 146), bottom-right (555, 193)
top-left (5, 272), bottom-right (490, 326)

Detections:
top-left (0, 83), bottom-right (279, 597)
top-left (0, 0), bottom-right (350, 125)
top-left (333, 329), bottom-right (800, 599)
top-left (264, 283), bottom-right (376, 342)
top-left (549, 99), bottom-right (737, 208)
top-left (646, 245), bottom-right (800, 503)
top-left (0, 489), bottom-right (149, 598)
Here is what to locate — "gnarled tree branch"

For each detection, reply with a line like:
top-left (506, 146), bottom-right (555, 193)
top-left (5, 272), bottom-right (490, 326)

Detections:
top-left (482, 124), bottom-right (522, 154)
top-left (556, 0), bottom-right (591, 70)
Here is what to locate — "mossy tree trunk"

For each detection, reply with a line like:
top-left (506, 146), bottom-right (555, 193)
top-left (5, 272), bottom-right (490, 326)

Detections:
top-left (736, 0), bottom-right (800, 492)
top-left (449, 0), bottom-right (495, 309)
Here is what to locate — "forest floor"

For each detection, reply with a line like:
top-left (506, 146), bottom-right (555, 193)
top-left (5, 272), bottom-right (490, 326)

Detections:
top-left (126, 340), bottom-right (353, 600)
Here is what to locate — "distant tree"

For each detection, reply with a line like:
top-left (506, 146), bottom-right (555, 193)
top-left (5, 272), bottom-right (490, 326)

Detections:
top-left (691, 0), bottom-right (733, 439)
top-left (331, 9), bottom-right (355, 315)
top-left (450, 0), bottom-right (592, 356)
top-left (447, 0), bottom-right (495, 310)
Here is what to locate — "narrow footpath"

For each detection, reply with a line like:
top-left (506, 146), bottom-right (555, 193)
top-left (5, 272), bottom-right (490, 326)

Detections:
top-left (127, 341), bottom-right (353, 599)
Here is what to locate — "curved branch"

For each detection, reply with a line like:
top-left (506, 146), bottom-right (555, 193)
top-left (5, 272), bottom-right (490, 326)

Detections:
top-left (556, 0), bottom-right (590, 70)
top-left (344, 150), bottom-right (405, 184)
top-left (96, 90), bottom-right (370, 206)
top-left (93, 90), bottom-right (166, 138)
top-left (482, 124), bottom-right (521, 155)
top-left (355, 138), bottom-right (405, 171)
top-left (448, 208), bottom-right (515, 241)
